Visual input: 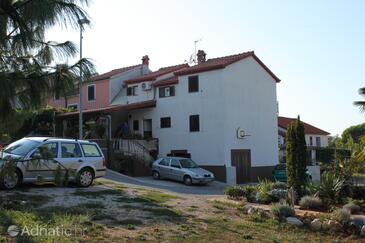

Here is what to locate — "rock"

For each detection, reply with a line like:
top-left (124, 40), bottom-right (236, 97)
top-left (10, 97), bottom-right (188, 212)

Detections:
top-left (247, 207), bottom-right (256, 215)
top-left (286, 217), bottom-right (303, 226)
top-left (322, 221), bottom-right (330, 231)
top-left (359, 225), bottom-right (365, 237)
top-left (310, 219), bottom-right (322, 231)
top-left (303, 218), bottom-right (312, 226)
top-left (328, 220), bottom-right (342, 232)
top-left (350, 216), bottom-right (365, 228)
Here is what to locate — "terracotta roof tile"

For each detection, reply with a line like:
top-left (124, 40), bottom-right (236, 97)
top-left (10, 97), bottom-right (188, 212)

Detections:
top-left (174, 51), bottom-right (280, 82)
top-left (153, 76), bottom-right (178, 87)
top-left (124, 64), bottom-right (188, 85)
top-left (278, 116), bottom-right (330, 135)
top-left (57, 100), bottom-right (156, 117)
top-left (92, 64), bottom-right (142, 81)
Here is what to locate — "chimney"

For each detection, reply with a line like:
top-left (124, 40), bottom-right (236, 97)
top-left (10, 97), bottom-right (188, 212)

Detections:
top-left (142, 55), bottom-right (149, 66)
top-left (141, 55), bottom-right (150, 75)
top-left (197, 50), bottom-right (206, 64)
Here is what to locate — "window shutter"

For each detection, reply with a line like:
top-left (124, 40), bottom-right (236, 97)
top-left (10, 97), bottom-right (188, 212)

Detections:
top-left (170, 86), bottom-right (175, 96)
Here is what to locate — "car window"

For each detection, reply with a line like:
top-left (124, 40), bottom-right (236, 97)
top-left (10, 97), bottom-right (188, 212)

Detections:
top-left (180, 158), bottom-right (199, 168)
top-left (81, 144), bottom-right (102, 157)
top-left (61, 143), bottom-right (82, 158)
top-left (34, 142), bottom-right (58, 159)
top-left (159, 158), bottom-right (170, 166)
top-left (4, 139), bottom-right (41, 157)
top-left (170, 159), bottom-right (181, 168)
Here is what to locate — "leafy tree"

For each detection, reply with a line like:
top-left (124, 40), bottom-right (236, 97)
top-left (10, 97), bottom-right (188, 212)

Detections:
top-left (0, 0), bottom-right (95, 120)
top-left (340, 123), bottom-right (365, 144)
top-left (286, 116), bottom-right (307, 196)
top-left (354, 87), bottom-right (365, 113)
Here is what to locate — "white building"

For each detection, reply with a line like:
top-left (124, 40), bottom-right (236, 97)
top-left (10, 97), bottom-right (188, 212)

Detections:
top-left (120, 50), bottom-right (281, 184)
top-left (278, 116), bottom-right (330, 164)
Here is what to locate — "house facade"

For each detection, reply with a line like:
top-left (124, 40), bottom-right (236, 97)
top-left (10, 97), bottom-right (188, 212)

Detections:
top-left (121, 51), bottom-right (280, 184)
top-left (49, 50), bottom-right (281, 184)
top-left (48, 56), bottom-right (151, 111)
top-left (278, 116), bottom-right (330, 164)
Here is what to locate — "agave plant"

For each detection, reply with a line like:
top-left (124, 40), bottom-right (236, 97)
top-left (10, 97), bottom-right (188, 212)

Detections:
top-left (318, 172), bottom-right (344, 205)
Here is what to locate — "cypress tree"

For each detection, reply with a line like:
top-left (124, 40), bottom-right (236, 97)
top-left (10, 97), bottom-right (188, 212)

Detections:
top-left (286, 116), bottom-right (307, 196)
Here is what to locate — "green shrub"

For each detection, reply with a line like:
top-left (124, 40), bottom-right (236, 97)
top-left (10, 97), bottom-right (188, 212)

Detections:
top-left (305, 183), bottom-right (319, 196)
top-left (257, 179), bottom-right (274, 204)
top-left (242, 185), bottom-right (258, 202)
top-left (343, 202), bottom-right (361, 214)
top-left (271, 203), bottom-right (295, 219)
top-left (225, 186), bottom-right (245, 200)
top-left (268, 189), bottom-right (287, 202)
top-left (318, 172), bottom-right (344, 205)
top-left (225, 185), bottom-right (258, 202)
top-left (299, 196), bottom-right (322, 209)
top-left (271, 181), bottom-right (287, 190)
top-left (330, 209), bottom-right (351, 224)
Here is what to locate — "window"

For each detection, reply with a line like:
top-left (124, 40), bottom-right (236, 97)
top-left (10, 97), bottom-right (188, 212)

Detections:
top-left (87, 84), bottom-right (95, 101)
top-left (81, 144), bottom-right (102, 157)
top-left (34, 142), bottom-right (58, 158)
top-left (61, 143), bottom-right (82, 158)
top-left (67, 104), bottom-right (78, 111)
top-left (170, 159), bottom-right (181, 168)
top-left (133, 120), bottom-right (139, 131)
top-left (160, 117), bottom-right (171, 128)
top-left (188, 75), bottom-right (199, 93)
top-left (4, 139), bottom-right (41, 157)
top-left (127, 86), bottom-right (138, 96)
top-left (159, 158), bottom-right (170, 166)
top-left (316, 137), bottom-right (321, 147)
top-left (309, 136), bottom-right (313, 146)
top-left (159, 86), bottom-right (175, 98)
top-left (189, 115), bottom-right (200, 132)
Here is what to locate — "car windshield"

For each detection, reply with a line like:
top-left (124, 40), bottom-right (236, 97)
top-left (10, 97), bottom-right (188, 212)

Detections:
top-left (180, 158), bottom-right (199, 168)
top-left (4, 139), bottom-right (41, 157)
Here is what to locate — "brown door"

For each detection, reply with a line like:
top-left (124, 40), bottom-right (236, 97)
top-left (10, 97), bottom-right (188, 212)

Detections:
top-left (231, 149), bottom-right (251, 184)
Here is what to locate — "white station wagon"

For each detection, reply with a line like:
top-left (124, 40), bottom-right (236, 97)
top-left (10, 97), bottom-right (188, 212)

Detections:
top-left (0, 137), bottom-right (106, 189)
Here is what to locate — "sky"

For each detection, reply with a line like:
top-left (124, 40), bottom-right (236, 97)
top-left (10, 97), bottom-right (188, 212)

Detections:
top-left (47, 0), bottom-right (365, 136)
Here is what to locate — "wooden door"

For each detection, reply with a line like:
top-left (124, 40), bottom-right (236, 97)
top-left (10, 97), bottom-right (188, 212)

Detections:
top-left (231, 149), bottom-right (251, 184)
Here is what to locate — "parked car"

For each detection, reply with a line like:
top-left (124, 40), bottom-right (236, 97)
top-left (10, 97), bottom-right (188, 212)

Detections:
top-left (272, 163), bottom-right (312, 182)
top-left (0, 137), bottom-right (106, 189)
top-left (151, 157), bottom-right (215, 185)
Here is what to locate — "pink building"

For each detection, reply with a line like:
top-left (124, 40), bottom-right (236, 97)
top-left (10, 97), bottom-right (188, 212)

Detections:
top-left (48, 56), bottom-right (151, 111)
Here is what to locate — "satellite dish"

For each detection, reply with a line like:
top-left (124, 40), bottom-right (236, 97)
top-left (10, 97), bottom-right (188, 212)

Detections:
top-left (237, 127), bottom-right (250, 139)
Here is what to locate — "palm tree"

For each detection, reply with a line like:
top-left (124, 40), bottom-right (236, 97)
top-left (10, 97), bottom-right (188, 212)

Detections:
top-left (0, 0), bottom-right (95, 119)
top-left (354, 87), bottom-right (365, 112)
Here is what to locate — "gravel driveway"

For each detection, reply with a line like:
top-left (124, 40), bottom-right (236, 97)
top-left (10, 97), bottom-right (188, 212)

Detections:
top-left (105, 169), bottom-right (226, 196)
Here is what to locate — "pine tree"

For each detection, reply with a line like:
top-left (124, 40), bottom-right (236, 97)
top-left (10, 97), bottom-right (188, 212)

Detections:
top-left (286, 116), bottom-right (307, 196)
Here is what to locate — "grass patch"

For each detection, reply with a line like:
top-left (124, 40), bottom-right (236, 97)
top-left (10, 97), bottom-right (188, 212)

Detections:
top-left (140, 191), bottom-right (181, 203)
top-left (115, 219), bottom-right (143, 226)
top-left (72, 189), bottom-right (122, 198)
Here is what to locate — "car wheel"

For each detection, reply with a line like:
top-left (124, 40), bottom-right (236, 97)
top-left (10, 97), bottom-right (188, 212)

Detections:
top-left (1, 170), bottom-right (21, 190)
top-left (152, 171), bottom-right (160, 180)
top-left (183, 175), bottom-right (192, 186)
top-left (77, 168), bottom-right (94, 187)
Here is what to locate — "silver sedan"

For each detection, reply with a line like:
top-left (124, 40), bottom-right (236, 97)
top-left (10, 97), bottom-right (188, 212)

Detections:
top-left (151, 157), bottom-right (215, 185)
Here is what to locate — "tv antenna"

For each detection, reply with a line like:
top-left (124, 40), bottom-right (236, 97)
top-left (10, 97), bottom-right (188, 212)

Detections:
top-left (185, 38), bottom-right (203, 65)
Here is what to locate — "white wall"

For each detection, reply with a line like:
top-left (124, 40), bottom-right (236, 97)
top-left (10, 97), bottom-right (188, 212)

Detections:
top-left (129, 68), bottom-right (226, 166)
top-left (221, 57), bottom-right (278, 168)
top-left (126, 82), bottom-right (155, 104)
top-left (127, 56), bottom-right (279, 177)
top-left (109, 65), bottom-right (151, 104)
top-left (305, 134), bottom-right (329, 147)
